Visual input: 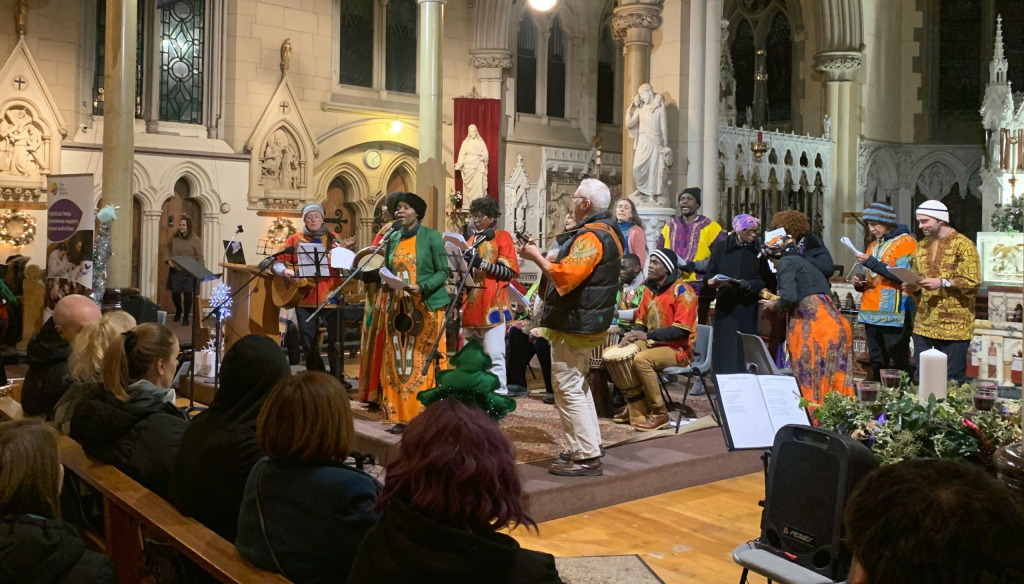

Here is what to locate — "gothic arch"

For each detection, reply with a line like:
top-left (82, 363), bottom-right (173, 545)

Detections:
top-left (313, 160), bottom-right (372, 211)
top-left (908, 151), bottom-right (970, 200)
top-left (378, 154), bottom-right (418, 198)
top-left (157, 160), bottom-right (224, 215)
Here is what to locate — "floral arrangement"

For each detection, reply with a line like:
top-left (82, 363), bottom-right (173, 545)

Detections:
top-left (991, 194), bottom-right (1024, 233)
top-left (812, 377), bottom-right (1021, 467)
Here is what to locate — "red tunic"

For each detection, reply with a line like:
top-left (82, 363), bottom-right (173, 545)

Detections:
top-left (635, 277), bottom-right (699, 364)
top-left (462, 230), bottom-right (520, 328)
top-left (276, 231), bottom-right (343, 307)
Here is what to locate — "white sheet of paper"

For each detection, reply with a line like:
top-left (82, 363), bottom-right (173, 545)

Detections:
top-left (758, 375), bottom-right (812, 430)
top-left (764, 227), bottom-right (787, 242)
top-left (887, 266), bottom-right (922, 285)
top-left (716, 374), bottom-right (778, 449)
top-left (443, 232), bottom-right (468, 251)
top-left (507, 284), bottom-right (529, 311)
top-left (297, 242), bottom-right (329, 277)
top-left (840, 236), bottom-right (863, 256)
top-left (378, 266), bottom-right (407, 291)
top-left (330, 246), bottom-right (355, 269)
top-left (710, 274), bottom-right (736, 283)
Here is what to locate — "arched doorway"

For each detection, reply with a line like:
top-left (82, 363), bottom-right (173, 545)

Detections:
top-left (325, 175), bottom-right (357, 242)
top-left (157, 178), bottom-right (203, 312)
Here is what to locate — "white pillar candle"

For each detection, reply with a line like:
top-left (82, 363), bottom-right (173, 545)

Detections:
top-left (919, 348), bottom-right (948, 402)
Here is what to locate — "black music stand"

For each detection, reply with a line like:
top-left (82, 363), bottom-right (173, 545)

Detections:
top-left (171, 255), bottom-right (219, 414)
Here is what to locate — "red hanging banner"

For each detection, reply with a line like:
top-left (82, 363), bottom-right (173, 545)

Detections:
top-left (453, 97), bottom-right (501, 203)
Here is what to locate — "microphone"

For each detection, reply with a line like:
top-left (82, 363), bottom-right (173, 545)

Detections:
top-left (236, 225), bottom-right (244, 234)
top-left (471, 228), bottom-right (496, 247)
top-left (269, 245), bottom-right (295, 258)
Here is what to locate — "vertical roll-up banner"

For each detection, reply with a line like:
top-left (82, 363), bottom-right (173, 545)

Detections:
top-left (45, 174), bottom-right (95, 309)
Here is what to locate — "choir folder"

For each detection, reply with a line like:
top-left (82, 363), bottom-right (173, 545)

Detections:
top-left (713, 374), bottom-right (811, 450)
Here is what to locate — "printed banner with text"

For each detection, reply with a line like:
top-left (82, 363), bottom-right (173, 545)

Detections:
top-left (45, 174), bottom-right (95, 309)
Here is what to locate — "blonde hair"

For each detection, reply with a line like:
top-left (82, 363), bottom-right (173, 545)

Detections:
top-left (257, 372), bottom-right (355, 465)
top-left (0, 419), bottom-right (62, 519)
top-left (68, 311), bottom-right (137, 383)
top-left (101, 322), bottom-right (178, 401)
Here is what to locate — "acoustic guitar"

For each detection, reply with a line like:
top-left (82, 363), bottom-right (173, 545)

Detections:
top-left (271, 275), bottom-right (313, 309)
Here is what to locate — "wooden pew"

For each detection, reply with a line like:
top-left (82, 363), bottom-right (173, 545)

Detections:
top-left (59, 437), bottom-right (290, 584)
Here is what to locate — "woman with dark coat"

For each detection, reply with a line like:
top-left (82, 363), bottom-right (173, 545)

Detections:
top-left (769, 210), bottom-right (835, 279)
top-left (347, 397), bottom-right (563, 584)
top-left (0, 418), bottom-right (117, 584)
top-left (705, 214), bottom-right (776, 375)
top-left (70, 323), bottom-right (187, 498)
top-left (235, 372), bottom-right (380, 583)
top-left (169, 335), bottom-right (291, 541)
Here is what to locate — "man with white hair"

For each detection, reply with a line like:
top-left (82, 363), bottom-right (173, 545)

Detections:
top-left (22, 294), bottom-right (101, 417)
top-left (517, 178), bottom-right (624, 476)
top-left (902, 200), bottom-right (979, 383)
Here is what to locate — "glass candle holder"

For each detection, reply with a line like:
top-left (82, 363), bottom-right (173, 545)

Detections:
top-left (857, 380), bottom-right (881, 403)
top-left (880, 369), bottom-right (902, 389)
top-left (973, 380), bottom-right (998, 412)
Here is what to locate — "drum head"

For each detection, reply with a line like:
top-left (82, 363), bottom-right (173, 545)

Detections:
top-left (353, 246), bottom-right (385, 271)
top-left (601, 343), bottom-right (640, 361)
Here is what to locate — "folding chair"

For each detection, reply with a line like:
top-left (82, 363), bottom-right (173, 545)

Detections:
top-left (658, 324), bottom-right (714, 433)
top-left (739, 333), bottom-right (793, 376)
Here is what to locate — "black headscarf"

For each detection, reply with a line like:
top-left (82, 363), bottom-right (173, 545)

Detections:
top-left (168, 335), bottom-right (290, 541)
top-left (397, 192), bottom-right (427, 220)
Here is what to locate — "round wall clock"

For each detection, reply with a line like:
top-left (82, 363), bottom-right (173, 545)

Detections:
top-left (364, 150), bottom-right (382, 169)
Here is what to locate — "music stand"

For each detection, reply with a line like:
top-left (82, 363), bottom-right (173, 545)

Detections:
top-left (171, 255), bottom-right (219, 414)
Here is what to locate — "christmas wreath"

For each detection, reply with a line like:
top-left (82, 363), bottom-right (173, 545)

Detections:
top-left (0, 210), bottom-right (37, 247)
top-left (267, 217), bottom-right (296, 246)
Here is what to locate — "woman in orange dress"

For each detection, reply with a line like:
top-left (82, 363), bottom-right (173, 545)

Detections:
top-left (375, 193), bottom-right (450, 433)
top-left (761, 233), bottom-right (853, 416)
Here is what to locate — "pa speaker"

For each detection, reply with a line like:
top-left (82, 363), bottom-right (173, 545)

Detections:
top-left (121, 294), bottom-right (159, 324)
top-left (759, 424), bottom-right (877, 581)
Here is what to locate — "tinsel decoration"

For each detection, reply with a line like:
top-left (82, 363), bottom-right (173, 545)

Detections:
top-left (207, 282), bottom-right (232, 322)
top-left (267, 217), bottom-right (296, 246)
top-left (90, 205), bottom-right (117, 305)
top-left (0, 210), bottom-right (37, 247)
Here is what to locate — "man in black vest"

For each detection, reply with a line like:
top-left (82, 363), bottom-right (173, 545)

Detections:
top-left (517, 179), bottom-right (624, 477)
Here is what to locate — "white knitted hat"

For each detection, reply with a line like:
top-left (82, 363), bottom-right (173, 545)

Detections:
top-left (915, 200), bottom-right (949, 223)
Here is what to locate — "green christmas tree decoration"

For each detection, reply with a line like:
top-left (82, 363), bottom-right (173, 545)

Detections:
top-left (418, 339), bottom-right (517, 420)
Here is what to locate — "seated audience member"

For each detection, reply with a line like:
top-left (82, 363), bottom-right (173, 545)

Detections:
top-left (0, 418), bottom-right (117, 583)
top-left (52, 311), bottom-right (137, 435)
top-left (506, 280), bottom-right (553, 398)
top-left (235, 371), bottom-right (379, 583)
top-left (615, 253), bottom-right (646, 329)
top-left (615, 249), bottom-right (698, 431)
top-left (844, 459), bottom-right (1024, 584)
top-left (347, 398), bottom-right (564, 584)
top-left (21, 294), bottom-right (101, 418)
top-left (169, 335), bottom-right (291, 541)
top-left (69, 323), bottom-right (187, 497)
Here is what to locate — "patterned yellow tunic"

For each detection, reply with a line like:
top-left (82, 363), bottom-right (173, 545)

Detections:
top-left (909, 229), bottom-right (980, 341)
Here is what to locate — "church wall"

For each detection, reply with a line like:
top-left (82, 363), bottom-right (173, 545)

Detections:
top-left (651, 0), bottom-right (692, 199)
top-left (859, 0), bottom-right (923, 144)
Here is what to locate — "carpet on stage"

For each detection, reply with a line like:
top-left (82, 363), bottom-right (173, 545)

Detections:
top-left (554, 555), bottom-right (664, 584)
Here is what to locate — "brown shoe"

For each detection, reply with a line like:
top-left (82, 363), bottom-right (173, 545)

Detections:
top-left (548, 456), bottom-right (603, 477)
top-left (634, 412), bottom-right (671, 432)
top-left (613, 408), bottom-right (630, 424)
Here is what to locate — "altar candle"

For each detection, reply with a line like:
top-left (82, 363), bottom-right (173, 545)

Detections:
top-left (758, 130), bottom-right (763, 142)
top-left (919, 348), bottom-right (947, 403)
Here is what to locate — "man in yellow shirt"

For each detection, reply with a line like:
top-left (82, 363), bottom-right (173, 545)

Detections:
top-left (657, 187), bottom-right (724, 323)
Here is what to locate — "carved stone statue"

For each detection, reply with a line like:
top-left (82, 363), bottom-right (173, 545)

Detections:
top-left (260, 128), bottom-right (300, 190)
top-left (0, 106), bottom-right (47, 178)
top-left (625, 83), bottom-right (672, 204)
top-left (454, 124), bottom-right (489, 202)
top-left (281, 38), bottom-right (292, 75)
top-left (14, 0), bottom-right (27, 39)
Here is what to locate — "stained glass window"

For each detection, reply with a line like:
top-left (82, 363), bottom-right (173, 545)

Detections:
top-left (516, 13), bottom-right (537, 114)
top-left (938, 0), bottom-right (983, 114)
top-left (547, 17), bottom-right (566, 119)
top-left (386, 0), bottom-right (417, 93)
top-left (731, 19), bottom-right (755, 127)
top-left (765, 11), bottom-right (792, 122)
top-left (596, 24), bottom-right (617, 125)
top-left (339, 0), bottom-right (374, 87)
top-left (92, 0), bottom-right (146, 118)
top-left (159, 0), bottom-right (205, 124)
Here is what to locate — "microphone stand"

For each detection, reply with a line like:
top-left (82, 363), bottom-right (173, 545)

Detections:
top-left (220, 227), bottom-right (244, 273)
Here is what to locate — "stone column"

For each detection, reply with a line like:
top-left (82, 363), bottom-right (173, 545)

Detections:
top-left (141, 211), bottom-right (162, 300)
top-left (612, 0), bottom-right (665, 197)
top-left (815, 52), bottom-right (862, 247)
top-left (700, 6), bottom-right (723, 224)
top-left (417, 0), bottom-right (446, 229)
top-left (101, 0), bottom-right (139, 290)
top-left (685, 0), bottom-right (707, 195)
top-left (359, 217), bottom-right (376, 249)
top-left (470, 50), bottom-right (512, 99)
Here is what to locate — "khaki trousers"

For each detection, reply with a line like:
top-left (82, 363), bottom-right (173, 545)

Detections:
top-left (629, 345), bottom-right (680, 410)
top-left (549, 338), bottom-right (603, 460)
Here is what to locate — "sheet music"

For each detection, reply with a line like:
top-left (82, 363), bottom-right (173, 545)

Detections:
top-left (758, 375), bottom-right (811, 430)
top-left (710, 274), bottom-right (739, 284)
top-left (297, 242), bottom-right (329, 277)
top-left (887, 267), bottom-right (922, 285)
top-left (378, 266), bottom-right (407, 291)
top-left (330, 247), bottom-right (355, 270)
top-left (445, 242), bottom-right (468, 274)
top-left (715, 374), bottom-right (809, 449)
top-left (764, 227), bottom-right (787, 242)
top-left (840, 236), bottom-right (863, 256)
top-left (443, 232), bottom-right (469, 251)
top-left (507, 284), bottom-right (529, 311)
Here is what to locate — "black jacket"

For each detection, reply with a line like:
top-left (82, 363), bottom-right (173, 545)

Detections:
top-left (21, 318), bottom-right (72, 418)
top-left (798, 233), bottom-right (835, 279)
top-left (540, 212), bottom-right (625, 335)
top-left (706, 233), bottom-right (776, 312)
top-left (776, 254), bottom-right (834, 312)
top-left (169, 335), bottom-right (291, 542)
top-left (69, 383), bottom-right (188, 498)
top-left (346, 499), bottom-right (563, 584)
top-left (0, 514), bottom-right (116, 584)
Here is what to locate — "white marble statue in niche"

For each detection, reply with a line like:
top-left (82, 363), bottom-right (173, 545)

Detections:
top-left (625, 83), bottom-right (672, 204)
top-left (454, 124), bottom-right (489, 202)
top-left (260, 128), bottom-right (301, 190)
top-left (0, 106), bottom-right (48, 178)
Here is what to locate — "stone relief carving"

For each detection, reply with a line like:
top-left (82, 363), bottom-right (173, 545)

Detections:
top-left (469, 53), bottom-right (513, 70)
top-left (917, 162), bottom-right (957, 200)
top-left (610, 0), bottom-right (666, 41)
top-left (813, 52), bottom-right (863, 81)
top-left (0, 105), bottom-right (48, 178)
top-left (259, 128), bottom-right (303, 191)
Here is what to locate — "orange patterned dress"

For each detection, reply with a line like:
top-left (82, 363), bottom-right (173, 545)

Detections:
top-left (380, 236), bottom-right (444, 424)
top-left (788, 294), bottom-right (855, 415)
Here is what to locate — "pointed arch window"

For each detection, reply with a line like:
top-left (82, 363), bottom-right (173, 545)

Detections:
top-left (546, 17), bottom-right (566, 119)
top-left (516, 12), bottom-right (538, 115)
top-left (730, 19), bottom-right (755, 127)
top-left (159, 0), bottom-right (205, 124)
top-left (764, 11), bottom-right (792, 122)
top-left (335, 0), bottom-right (418, 94)
top-left (385, 0), bottom-right (417, 93)
top-left (596, 24), bottom-right (618, 125)
top-left (338, 0), bottom-right (374, 88)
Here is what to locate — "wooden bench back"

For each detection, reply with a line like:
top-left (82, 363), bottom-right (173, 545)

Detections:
top-left (59, 437), bottom-right (290, 584)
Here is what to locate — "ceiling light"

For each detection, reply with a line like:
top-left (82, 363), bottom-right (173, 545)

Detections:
top-left (528, 0), bottom-right (557, 12)
top-left (390, 120), bottom-right (403, 133)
